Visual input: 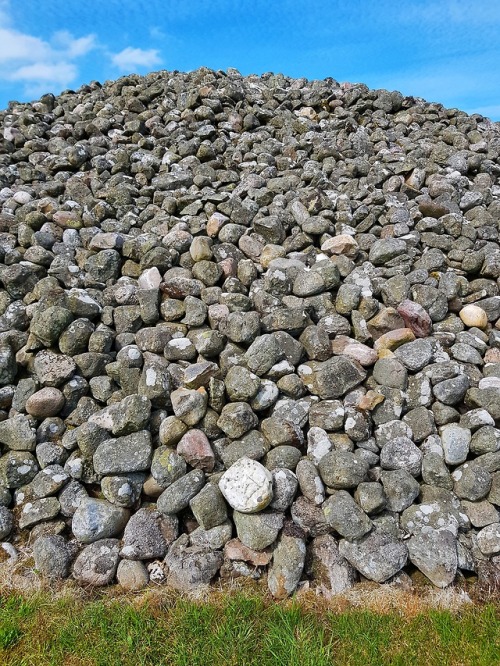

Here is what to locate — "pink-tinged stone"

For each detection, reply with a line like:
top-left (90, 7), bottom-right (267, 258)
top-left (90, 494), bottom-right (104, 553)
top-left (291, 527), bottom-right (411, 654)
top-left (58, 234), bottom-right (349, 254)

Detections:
top-left (321, 235), bottom-right (359, 258)
top-left (331, 336), bottom-right (378, 366)
top-left (52, 210), bottom-right (82, 229)
top-left (177, 429), bottom-right (215, 472)
top-left (485, 348), bottom-right (500, 364)
top-left (207, 304), bottom-right (230, 329)
top-left (342, 343), bottom-right (378, 367)
top-left (330, 335), bottom-right (355, 354)
top-left (397, 299), bottom-right (433, 338)
top-left (25, 387), bottom-right (65, 418)
top-left (357, 390), bottom-right (385, 411)
top-left (373, 328), bottom-right (416, 352)
top-left (218, 258), bottom-right (238, 279)
top-left (380, 225), bottom-right (395, 239)
top-left (223, 538), bottom-right (272, 566)
top-left (206, 212), bottom-right (229, 237)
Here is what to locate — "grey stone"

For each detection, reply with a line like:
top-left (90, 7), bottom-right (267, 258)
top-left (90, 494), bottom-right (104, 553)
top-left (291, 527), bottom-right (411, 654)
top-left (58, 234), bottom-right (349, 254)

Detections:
top-left (93, 431), bottom-right (152, 475)
top-left (318, 451), bottom-right (369, 490)
top-left (269, 468), bottom-right (299, 511)
top-left (72, 498), bottom-right (129, 543)
top-left (33, 535), bottom-right (73, 579)
top-left (268, 523), bottom-right (306, 599)
top-left (121, 508), bottom-right (177, 560)
top-left (306, 534), bottom-right (358, 593)
top-left (322, 490), bottom-right (372, 540)
top-left (0, 414), bottom-right (36, 451)
top-left (408, 529), bottom-right (457, 588)
top-left (233, 510), bottom-right (284, 550)
top-left (0, 506), bottom-right (13, 539)
top-left (117, 559), bottom-right (149, 590)
top-left (339, 531), bottom-right (408, 583)
top-left (73, 539), bottom-right (120, 586)
top-left (164, 534), bottom-right (223, 590)
top-left (380, 437), bottom-right (423, 477)
top-left (299, 356), bottom-right (366, 399)
top-left (190, 483), bottom-right (228, 530)
top-left (157, 469), bottom-right (205, 515)
top-left (217, 402), bottom-right (258, 439)
top-left (440, 424), bottom-right (471, 465)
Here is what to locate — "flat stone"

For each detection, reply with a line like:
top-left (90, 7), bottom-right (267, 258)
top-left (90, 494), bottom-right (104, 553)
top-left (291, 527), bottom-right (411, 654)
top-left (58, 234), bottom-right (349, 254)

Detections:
top-left (268, 524), bottom-right (306, 599)
top-left (93, 431), bottom-right (153, 475)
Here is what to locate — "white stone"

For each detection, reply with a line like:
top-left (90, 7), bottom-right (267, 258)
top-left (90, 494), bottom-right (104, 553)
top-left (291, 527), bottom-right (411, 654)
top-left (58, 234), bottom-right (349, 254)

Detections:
top-left (307, 426), bottom-right (333, 464)
top-left (138, 267), bottom-right (162, 290)
top-left (440, 424), bottom-right (471, 466)
top-left (219, 457), bottom-right (273, 513)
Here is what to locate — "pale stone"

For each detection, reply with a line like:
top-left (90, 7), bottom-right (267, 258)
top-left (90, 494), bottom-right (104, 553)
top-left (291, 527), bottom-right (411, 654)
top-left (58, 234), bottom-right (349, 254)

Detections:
top-left (459, 304), bottom-right (488, 329)
top-left (321, 235), bottom-right (359, 258)
top-left (219, 457), bottom-right (273, 513)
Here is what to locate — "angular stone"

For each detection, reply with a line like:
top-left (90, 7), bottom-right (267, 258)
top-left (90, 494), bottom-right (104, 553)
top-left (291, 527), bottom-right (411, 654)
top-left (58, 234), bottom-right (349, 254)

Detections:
top-left (322, 490), bottom-right (372, 540)
top-left (177, 429), bottom-right (215, 472)
top-left (299, 356), bottom-right (366, 399)
top-left (93, 431), bottom-right (152, 475)
top-left (408, 529), bottom-right (457, 588)
top-left (190, 483), bottom-right (228, 530)
top-left (121, 508), bottom-right (176, 560)
top-left (233, 510), bottom-right (284, 550)
top-left (268, 524), bottom-right (306, 599)
top-left (339, 531), bottom-right (408, 583)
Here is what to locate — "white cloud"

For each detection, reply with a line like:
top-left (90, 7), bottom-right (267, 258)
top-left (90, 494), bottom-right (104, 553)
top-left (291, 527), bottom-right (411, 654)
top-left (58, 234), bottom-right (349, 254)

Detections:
top-left (111, 47), bottom-right (162, 71)
top-left (0, 27), bottom-right (51, 63)
top-left (11, 62), bottom-right (77, 85)
top-left (0, 2), bottom-right (96, 98)
top-left (52, 30), bottom-right (96, 58)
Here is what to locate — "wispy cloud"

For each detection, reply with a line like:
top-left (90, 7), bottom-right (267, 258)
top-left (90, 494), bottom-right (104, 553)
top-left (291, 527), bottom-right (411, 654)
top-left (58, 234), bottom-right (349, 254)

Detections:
top-left (52, 30), bottom-right (96, 58)
top-left (0, 3), bottom-right (97, 97)
top-left (111, 47), bottom-right (162, 71)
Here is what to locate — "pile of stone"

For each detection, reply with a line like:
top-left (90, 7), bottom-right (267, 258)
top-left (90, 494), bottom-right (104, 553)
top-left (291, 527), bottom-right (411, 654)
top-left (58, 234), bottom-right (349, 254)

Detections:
top-left (0, 68), bottom-right (499, 596)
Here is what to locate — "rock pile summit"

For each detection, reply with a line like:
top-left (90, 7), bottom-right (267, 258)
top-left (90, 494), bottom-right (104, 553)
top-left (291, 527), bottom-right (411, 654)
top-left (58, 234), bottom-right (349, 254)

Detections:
top-left (0, 67), bottom-right (500, 594)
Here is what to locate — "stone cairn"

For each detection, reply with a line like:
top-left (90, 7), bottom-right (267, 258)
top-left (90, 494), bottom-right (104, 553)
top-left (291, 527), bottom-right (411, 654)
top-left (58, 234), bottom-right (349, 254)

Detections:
top-left (0, 68), bottom-right (499, 595)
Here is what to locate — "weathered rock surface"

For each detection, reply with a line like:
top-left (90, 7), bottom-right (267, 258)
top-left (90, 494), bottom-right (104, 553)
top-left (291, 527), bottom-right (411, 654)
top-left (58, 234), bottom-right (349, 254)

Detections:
top-left (0, 67), bottom-right (499, 592)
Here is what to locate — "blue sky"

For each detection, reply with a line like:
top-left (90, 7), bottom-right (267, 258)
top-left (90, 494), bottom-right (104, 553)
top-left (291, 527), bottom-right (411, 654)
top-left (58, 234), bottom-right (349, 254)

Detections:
top-left (0, 0), bottom-right (499, 120)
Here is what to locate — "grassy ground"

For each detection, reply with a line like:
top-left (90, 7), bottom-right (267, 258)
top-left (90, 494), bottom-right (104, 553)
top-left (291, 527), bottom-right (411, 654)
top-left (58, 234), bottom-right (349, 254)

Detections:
top-left (0, 586), bottom-right (499, 666)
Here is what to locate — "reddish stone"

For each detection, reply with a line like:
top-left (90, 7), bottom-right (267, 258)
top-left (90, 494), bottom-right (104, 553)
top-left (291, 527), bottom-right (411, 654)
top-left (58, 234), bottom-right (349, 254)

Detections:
top-left (397, 299), bottom-right (433, 338)
top-left (224, 538), bottom-right (272, 566)
top-left (176, 429), bottom-right (215, 472)
top-left (218, 257), bottom-right (238, 278)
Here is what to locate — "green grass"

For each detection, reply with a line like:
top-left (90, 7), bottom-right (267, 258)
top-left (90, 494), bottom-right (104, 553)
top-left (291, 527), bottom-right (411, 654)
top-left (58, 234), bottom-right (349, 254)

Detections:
top-left (0, 590), bottom-right (499, 666)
